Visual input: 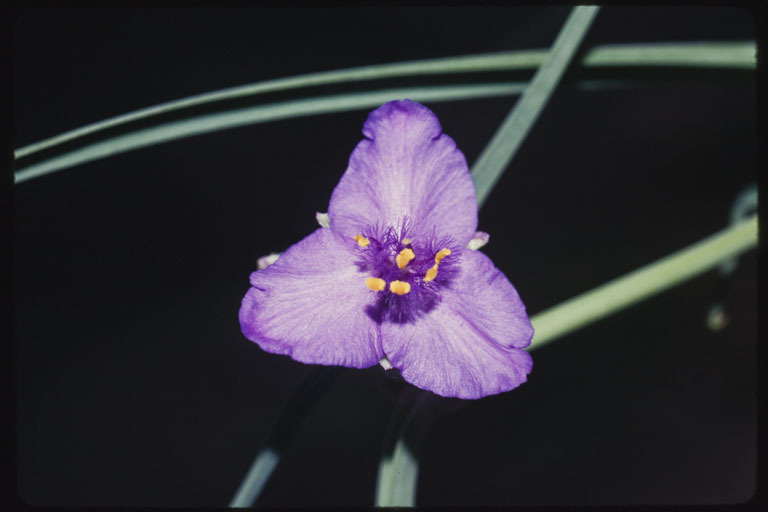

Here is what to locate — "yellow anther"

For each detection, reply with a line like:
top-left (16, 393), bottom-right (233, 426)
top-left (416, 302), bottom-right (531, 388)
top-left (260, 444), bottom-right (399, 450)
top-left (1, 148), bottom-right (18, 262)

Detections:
top-left (396, 248), bottom-right (415, 269)
top-left (354, 234), bottom-right (370, 247)
top-left (389, 280), bottom-right (411, 295)
top-left (435, 248), bottom-right (452, 264)
top-left (423, 265), bottom-right (438, 282)
top-left (402, 238), bottom-right (412, 245)
top-left (366, 277), bottom-right (386, 291)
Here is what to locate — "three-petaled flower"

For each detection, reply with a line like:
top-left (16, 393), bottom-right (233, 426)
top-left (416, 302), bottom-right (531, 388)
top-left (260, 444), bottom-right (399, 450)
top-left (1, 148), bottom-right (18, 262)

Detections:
top-left (239, 100), bottom-right (533, 399)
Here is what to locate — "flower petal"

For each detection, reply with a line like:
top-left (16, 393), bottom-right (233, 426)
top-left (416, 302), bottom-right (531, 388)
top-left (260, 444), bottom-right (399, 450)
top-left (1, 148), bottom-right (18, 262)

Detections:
top-left (239, 228), bottom-right (383, 368)
top-left (328, 100), bottom-right (477, 244)
top-left (382, 251), bottom-right (533, 398)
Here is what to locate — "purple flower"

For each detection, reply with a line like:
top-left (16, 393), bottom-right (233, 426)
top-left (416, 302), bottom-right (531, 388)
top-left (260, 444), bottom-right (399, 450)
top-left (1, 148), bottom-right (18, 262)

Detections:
top-left (239, 100), bottom-right (533, 399)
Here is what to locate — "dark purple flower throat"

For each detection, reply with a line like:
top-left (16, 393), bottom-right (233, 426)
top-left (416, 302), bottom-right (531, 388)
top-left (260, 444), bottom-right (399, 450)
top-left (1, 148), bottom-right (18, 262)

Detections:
top-left (353, 218), bottom-right (460, 324)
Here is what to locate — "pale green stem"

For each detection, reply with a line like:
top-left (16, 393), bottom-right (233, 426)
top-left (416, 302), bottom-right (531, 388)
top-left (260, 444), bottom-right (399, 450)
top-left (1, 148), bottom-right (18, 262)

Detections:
top-left (376, 434), bottom-right (419, 507)
top-left (14, 54), bottom-right (543, 160)
top-left (229, 448), bottom-right (279, 507)
top-left (374, 393), bottom-right (429, 508)
top-left (720, 184), bottom-right (757, 276)
top-left (529, 214), bottom-right (758, 349)
top-left (471, 6), bottom-right (600, 207)
top-left (582, 41), bottom-right (755, 69)
top-left (14, 41), bottom-right (754, 184)
top-left (227, 367), bottom-right (340, 508)
top-left (14, 83), bottom-right (526, 184)
top-left (14, 41), bottom-right (753, 162)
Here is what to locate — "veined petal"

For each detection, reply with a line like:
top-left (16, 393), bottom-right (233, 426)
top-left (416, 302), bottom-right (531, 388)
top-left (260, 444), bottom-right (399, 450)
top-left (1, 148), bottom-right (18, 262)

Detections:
top-left (382, 251), bottom-right (533, 399)
top-left (328, 100), bottom-right (477, 244)
top-left (239, 228), bottom-right (383, 368)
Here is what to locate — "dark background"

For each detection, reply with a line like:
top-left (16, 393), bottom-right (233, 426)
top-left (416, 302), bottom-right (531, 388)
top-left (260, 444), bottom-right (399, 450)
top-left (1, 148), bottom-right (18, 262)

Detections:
top-left (12, 7), bottom-right (758, 507)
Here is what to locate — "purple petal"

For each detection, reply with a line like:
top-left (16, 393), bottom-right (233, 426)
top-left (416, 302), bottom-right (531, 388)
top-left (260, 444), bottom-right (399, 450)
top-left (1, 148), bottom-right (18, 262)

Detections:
top-left (239, 228), bottom-right (383, 368)
top-left (328, 100), bottom-right (478, 245)
top-left (382, 251), bottom-right (533, 398)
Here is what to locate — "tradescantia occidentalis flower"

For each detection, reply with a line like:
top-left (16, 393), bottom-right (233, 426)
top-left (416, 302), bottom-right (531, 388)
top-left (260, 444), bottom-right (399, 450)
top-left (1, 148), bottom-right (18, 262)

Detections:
top-left (239, 100), bottom-right (533, 399)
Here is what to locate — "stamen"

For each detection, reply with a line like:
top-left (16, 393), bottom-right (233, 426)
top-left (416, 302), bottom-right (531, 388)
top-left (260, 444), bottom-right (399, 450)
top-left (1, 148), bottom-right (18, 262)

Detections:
top-left (424, 249), bottom-right (451, 282)
top-left (435, 248), bottom-right (452, 264)
top-left (396, 248), bottom-right (415, 269)
top-left (402, 238), bottom-right (412, 245)
top-left (389, 280), bottom-right (411, 295)
top-left (354, 234), bottom-right (370, 247)
top-left (423, 265), bottom-right (438, 282)
top-left (366, 277), bottom-right (386, 291)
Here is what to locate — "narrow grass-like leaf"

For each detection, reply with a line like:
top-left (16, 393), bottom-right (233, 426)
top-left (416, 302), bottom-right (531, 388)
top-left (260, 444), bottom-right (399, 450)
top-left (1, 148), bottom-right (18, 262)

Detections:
top-left (14, 83), bottom-right (527, 184)
top-left (376, 438), bottom-right (419, 506)
top-left (14, 41), bottom-right (754, 171)
top-left (374, 393), bottom-right (427, 507)
top-left (719, 184), bottom-right (757, 276)
top-left (583, 41), bottom-right (755, 69)
top-left (229, 448), bottom-right (279, 507)
top-left (228, 367), bottom-right (341, 507)
top-left (528, 214), bottom-right (758, 349)
top-left (471, 6), bottom-right (600, 207)
top-left (14, 52), bottom-right (545, 161)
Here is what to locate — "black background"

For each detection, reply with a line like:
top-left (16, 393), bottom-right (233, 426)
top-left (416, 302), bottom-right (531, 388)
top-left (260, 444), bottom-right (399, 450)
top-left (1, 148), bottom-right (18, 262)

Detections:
top-left (12, 7), bottom-right (758, 507)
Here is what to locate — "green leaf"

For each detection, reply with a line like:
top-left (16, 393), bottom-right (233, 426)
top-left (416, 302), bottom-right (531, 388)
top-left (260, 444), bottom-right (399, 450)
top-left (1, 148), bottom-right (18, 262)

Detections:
top-left (14, 41), bottom-right (754, 184)
top-left (471, 6), bottom-right (600, 207)
top-left (14, 83), bottom-right (526, 183)
top-left (529, 214), bottom-right (758, 349)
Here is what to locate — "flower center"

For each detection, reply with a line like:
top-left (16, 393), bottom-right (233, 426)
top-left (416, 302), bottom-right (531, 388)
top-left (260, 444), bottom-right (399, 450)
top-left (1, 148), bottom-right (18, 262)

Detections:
top-left (352, 221), bottom-right (459, 324)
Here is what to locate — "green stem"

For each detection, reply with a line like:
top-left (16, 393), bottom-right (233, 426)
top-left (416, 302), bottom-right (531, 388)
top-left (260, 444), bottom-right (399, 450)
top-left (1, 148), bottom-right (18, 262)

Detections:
top-left (529, 214), bottom-right (758, 349)
top-left (471, 6), bottom-right (600, 207)
top-left (583, 41), bottom-right (755, 69)
top-left (15, 42), bottom-right (754, 161)
top-left (14, 83), bottom-right (528, 184)
top-left (229, 367), bottom-right (341, 507)
top-left (229, 448), bottom-right (279, 507)
top-left (15, 53), bottom-right (543, 160)
top-left (14, 41), bottom-right (754, 183)
top-left (374, 393), bottom-right (428, 507)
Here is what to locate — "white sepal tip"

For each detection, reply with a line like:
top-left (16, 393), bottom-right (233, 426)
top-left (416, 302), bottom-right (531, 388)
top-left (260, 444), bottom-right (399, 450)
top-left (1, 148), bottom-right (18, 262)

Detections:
top-left (467, 231), bottom-right (490, 250)
top-left (257, 253), bottom-right (281, 270)
top-left (316, 212), bottom-right (331, 228)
